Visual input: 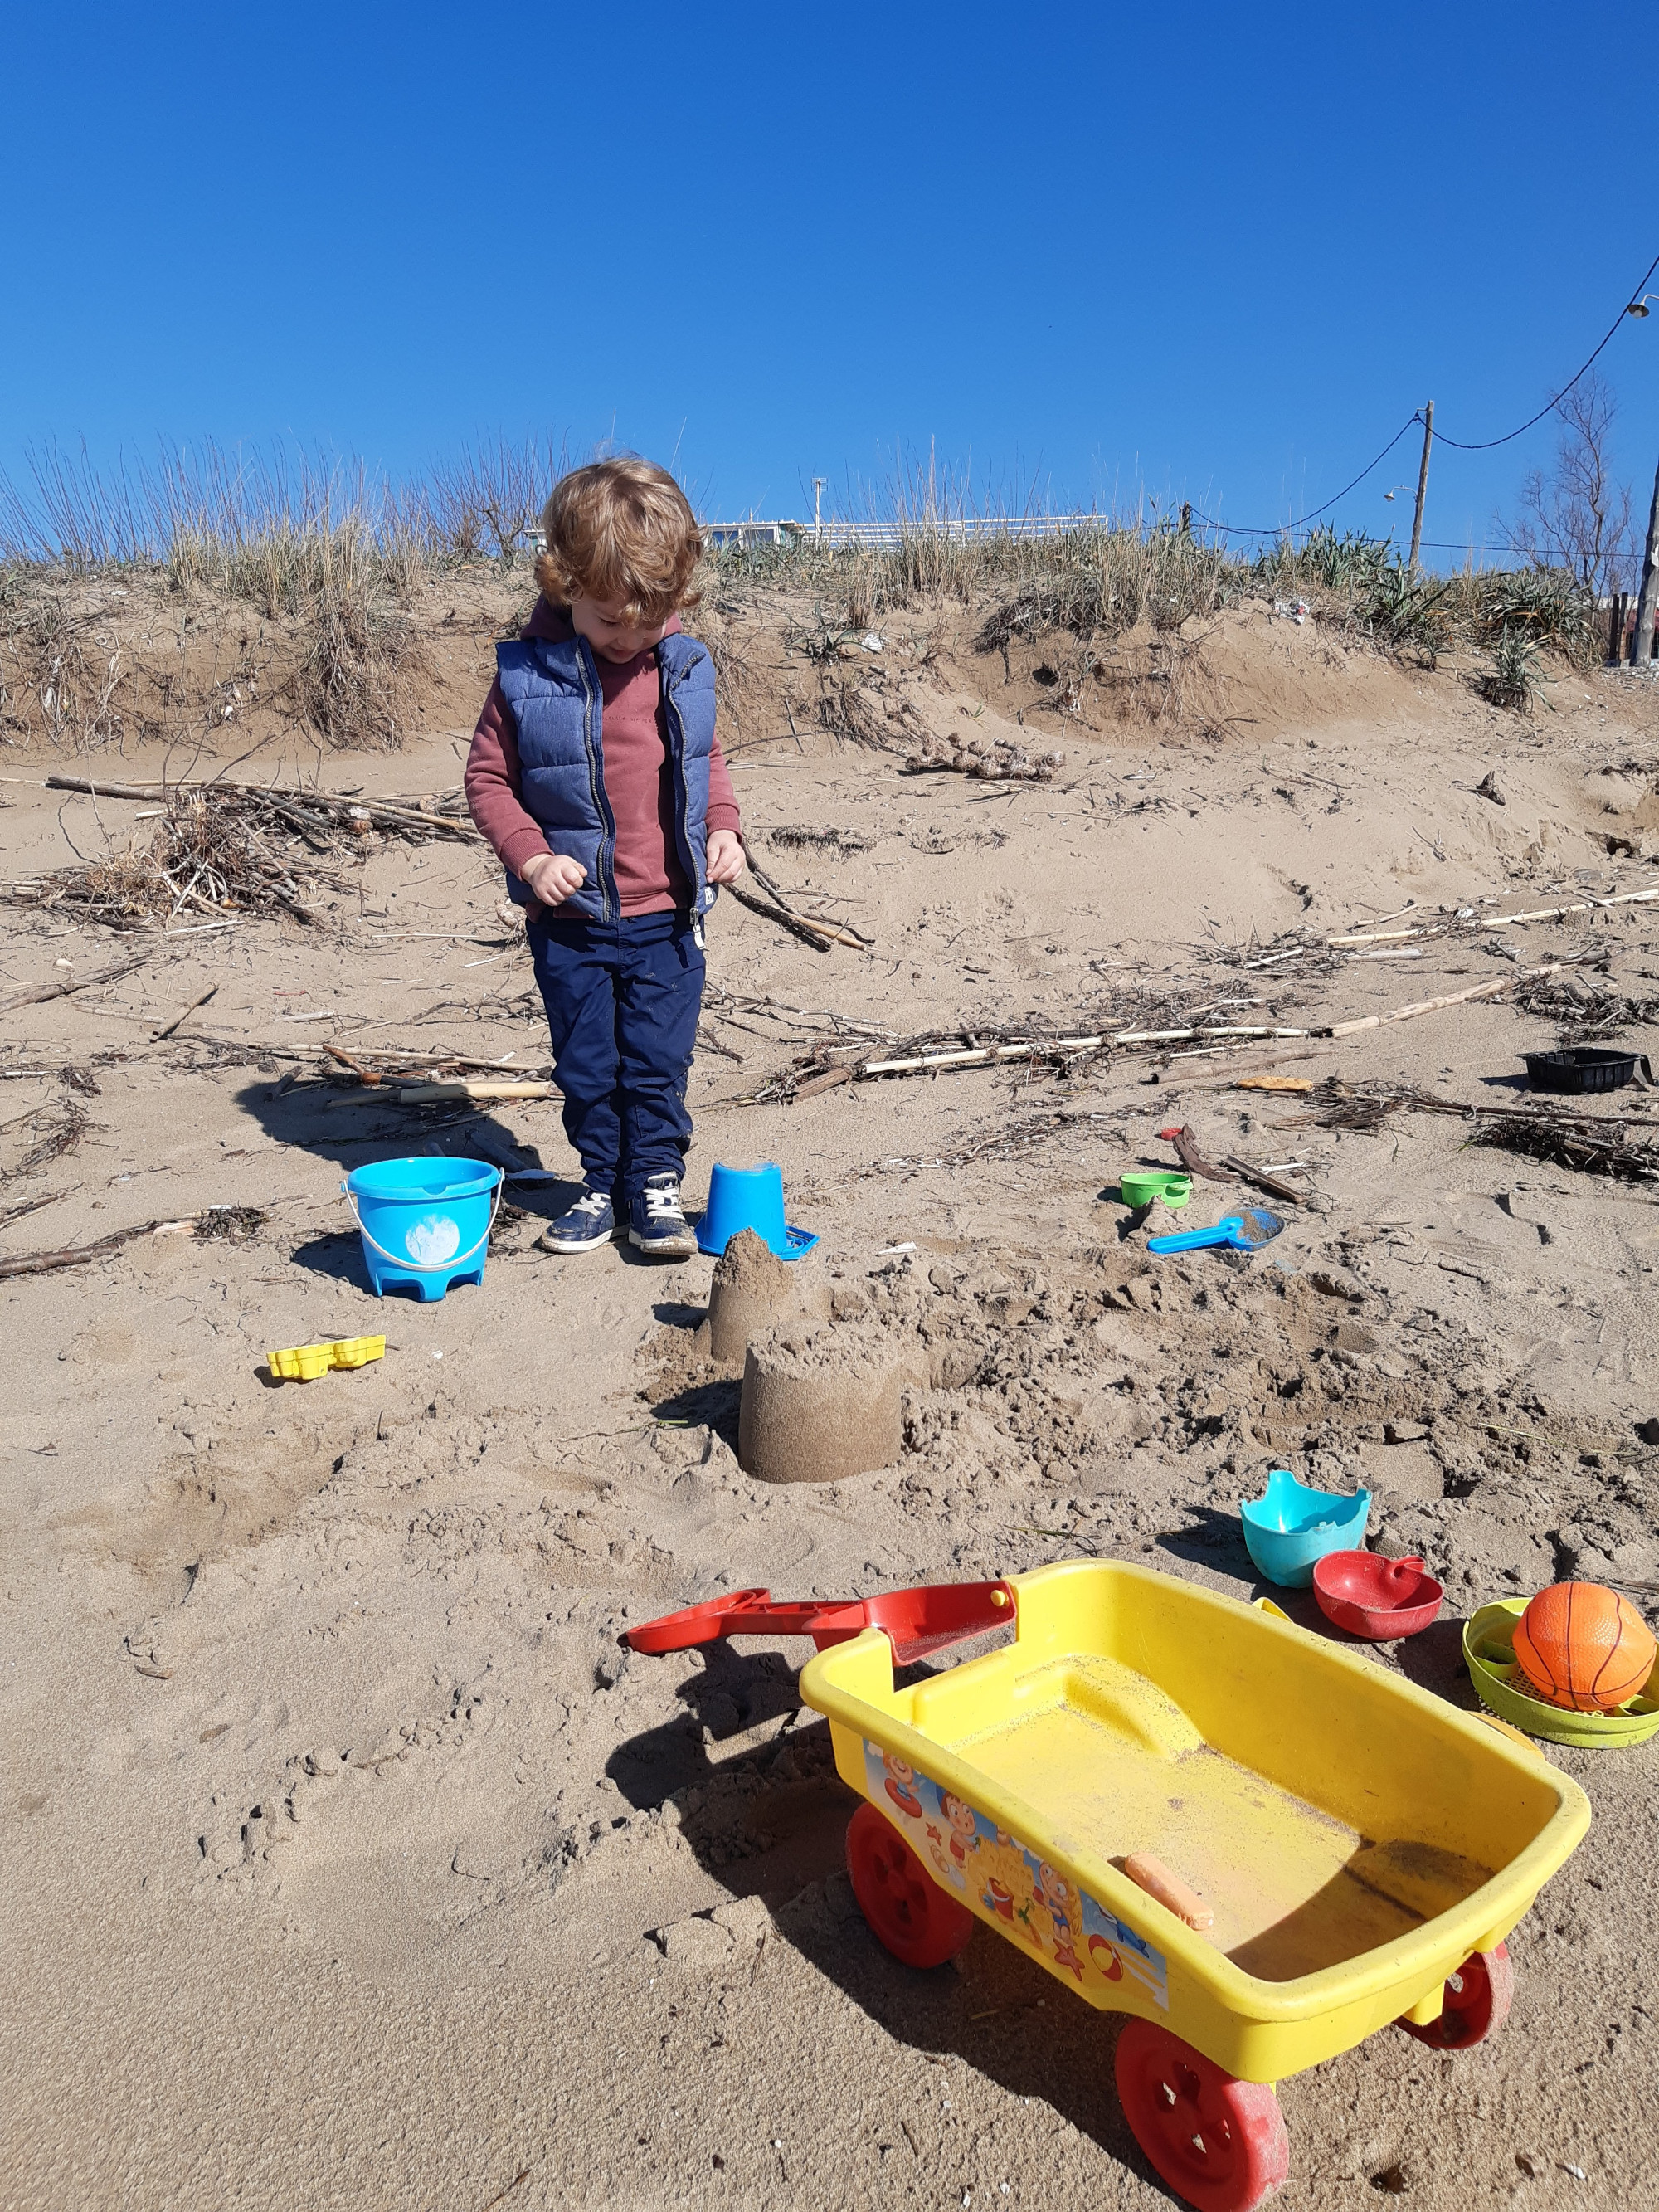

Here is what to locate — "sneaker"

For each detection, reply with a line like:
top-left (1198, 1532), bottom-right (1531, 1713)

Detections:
top-left (629, 1173), bottom-right (699, 1259)
top-left (539, 1189), bottom-right (616, 1253)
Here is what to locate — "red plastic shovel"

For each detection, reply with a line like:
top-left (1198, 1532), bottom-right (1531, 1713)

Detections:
top-left (624, 1578), bottom-right (1017, 1666)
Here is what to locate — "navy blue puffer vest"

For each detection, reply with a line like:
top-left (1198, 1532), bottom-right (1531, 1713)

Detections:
top-left (494, 628), bottom-right (717, 923)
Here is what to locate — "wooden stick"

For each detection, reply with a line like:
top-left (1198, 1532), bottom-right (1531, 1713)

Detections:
top-left (1331, 883), bottom-right (1659, 948)
top-left (0, 1218), bottom-right (192, 1280)
top-left (725, 882), bottom-right (868, 949)
top-left (792, 1065), bottom-right (854, 1100)
top-left (1320, 962), bottom-right (1573, 1040)
top-left (324, 1044), bottom-right (382, 1084)
top-left (150, 982), bottom-right (217, 1041)
top-left (0, 952), bottom-right (155, 1016)
top-left (1219, 1152), bottom-right (1305, 1206)
top-left (0, 1187), bottom-right (74, 1233)
top-left (389, 1080), bottom-right (557, 1104)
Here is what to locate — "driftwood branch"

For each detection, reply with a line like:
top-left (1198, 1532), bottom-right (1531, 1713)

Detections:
top-left (151, 982), bottom-right (217, 1041)
top-left (1330, 884), bottom-right (1659, 948)
top-left (725, 881), bottom-right (868, 950)
top-left (0, 1218), bottom-right (193, 1281)
top-left (1320, 963), bottom-right (1573, 1040)
top-left (0, 953), bottom-right (156, 1016)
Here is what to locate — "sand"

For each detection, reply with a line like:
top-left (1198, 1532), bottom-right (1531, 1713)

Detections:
top-left (2, 589), bottom-right (1658, 2210)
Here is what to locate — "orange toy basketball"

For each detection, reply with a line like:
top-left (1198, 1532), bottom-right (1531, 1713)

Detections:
top-left (1511, 1582), bottom-right (1657, 1713)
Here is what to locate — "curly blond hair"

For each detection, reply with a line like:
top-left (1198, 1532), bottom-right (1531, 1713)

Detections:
top-left (533, 456), bottom-right (702, 623)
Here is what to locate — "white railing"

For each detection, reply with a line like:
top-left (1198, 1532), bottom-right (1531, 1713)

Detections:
top-left (702, 513), bottom-right (1110, 549)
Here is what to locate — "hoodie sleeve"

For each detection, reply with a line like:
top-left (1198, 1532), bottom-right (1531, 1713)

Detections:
top-left (464, 677), bottom-right (552, 880)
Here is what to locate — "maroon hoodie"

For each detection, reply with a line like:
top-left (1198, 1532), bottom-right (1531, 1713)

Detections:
top-left (465, 599), bottom-right (741, 919)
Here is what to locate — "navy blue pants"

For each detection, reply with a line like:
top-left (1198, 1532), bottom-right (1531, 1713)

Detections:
top-left (527, 909), bottom-right (705, 1204)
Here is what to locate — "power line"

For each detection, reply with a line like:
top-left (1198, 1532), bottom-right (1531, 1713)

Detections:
top-left (1185, 416), bottom-right (1422, 538)
top-left (1187, 244), bottom-right (1659, 538)
top-left (1429, 246), bottom-right (1659, 451)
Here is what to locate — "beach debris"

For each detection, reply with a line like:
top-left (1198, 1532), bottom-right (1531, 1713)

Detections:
top-left (727, 880), bottom-right (868, 951)
top-left (1158, 1126), bottom-right (1236, 1183)
top-left (193, 1205), bottom-right (265, 1243)
top-left (0, 950), bottom-right (153, 1015)
top-left (7, 777), bottom-right (477, 930)
top-left (0, 1215), bottom-right (197, 1280)
top-left (4, 1099), bottom-right (90, 1177)
top-left (767, 824), bottom-right (875, 853)
top-left (1217, 1152), bottom-right (1306, 1206)
top-left (150, 982), bottom-right (218, 1041)
top-left (1475, 768), bottom-right (1506, 805)
top-left (903, 733), bottom-right (1063, 782)
top-left (1324, 962), bottom-right (1578, 1039)
top-left (1513, 968), bottom-right (1659, 1044)
top-left (1472, 1113), bottom-right (1659, 1182)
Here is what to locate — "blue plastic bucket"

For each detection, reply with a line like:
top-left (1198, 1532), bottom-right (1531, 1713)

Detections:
top-left (343, 1157), bottom-right (503, 1302)
top-left (1238, 1469), bottom-right (1370, 1588)
top-left (695, 1161), bottom-right (818, 1261)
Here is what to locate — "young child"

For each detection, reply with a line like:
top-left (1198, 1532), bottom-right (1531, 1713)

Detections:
top-left (464, 456), bottom-right (746, 1257)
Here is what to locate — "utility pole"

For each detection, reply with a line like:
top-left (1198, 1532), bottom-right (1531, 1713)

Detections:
top-left (813, 477), bottom-right (825, 542)
top-left (1408, 402), bottom-right (1433, 574)
top-left (1632, 454), bottom-right (1659, 669)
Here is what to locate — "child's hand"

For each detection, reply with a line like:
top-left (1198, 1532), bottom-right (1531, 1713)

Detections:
top-left (520, 851), bottom-right (588, 908)
top-left (706, 831), bottom-right (747, 885)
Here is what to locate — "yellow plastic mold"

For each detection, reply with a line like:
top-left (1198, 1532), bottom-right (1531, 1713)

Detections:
top-left (267, 1334), bottom-right (386, 1381)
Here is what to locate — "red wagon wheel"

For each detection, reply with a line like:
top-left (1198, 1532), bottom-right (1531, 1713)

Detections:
top-left (1115, 2018), bottom-right (1290, 2212)
top-left (1397, 1942), bottom-right (1513, 2050)
top-left (845, 1802), bottom-right (974, 1969)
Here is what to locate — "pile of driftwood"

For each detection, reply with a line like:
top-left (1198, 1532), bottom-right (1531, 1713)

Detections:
top-left (1510, 967), bottom-right (1659, 1044)
top-left (7, 774), bottom-right (477, 928)
top-left (903, 733), bottom-right (1063, 782)
top-left (1301, 1077), bottom-right (1659, 1183)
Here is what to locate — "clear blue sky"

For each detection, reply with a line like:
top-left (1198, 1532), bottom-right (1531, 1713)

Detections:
top-left (3, 1), bottom-right (1656, 557)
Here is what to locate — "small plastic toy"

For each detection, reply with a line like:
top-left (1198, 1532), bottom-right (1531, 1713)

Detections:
top-left (1511, 1581), bottom-right (1657, 1711)
top-left (1120, 1169), bottom-right (1193, 1210)
top-left (696, 1161), bottom-right (818, 1260)
top-left (1464, 1598), bottom-right (1659, 1747)
top-left (266, 1335), bottom-right (385, 1382)
top-left (1147, 1207), bottom-right (1283, 1256)
top-left (635, 1562), bottom-right (1592, 2211)
top-left (1239, 1469), bottom-right (1370, 1588)
top-left (1313, 1551), bottom-right (1443, 1640)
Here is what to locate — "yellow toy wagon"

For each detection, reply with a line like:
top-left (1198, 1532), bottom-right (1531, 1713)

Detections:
top-left (632, 1559), bottom-right (1591, 2211)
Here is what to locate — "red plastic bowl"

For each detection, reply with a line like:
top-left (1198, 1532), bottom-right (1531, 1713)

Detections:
top-left (1313, 1550), bottom-right (1444, 1641)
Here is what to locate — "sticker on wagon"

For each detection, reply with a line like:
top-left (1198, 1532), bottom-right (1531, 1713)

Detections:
top-left (860, 1739), bottom-right (1169, 2009)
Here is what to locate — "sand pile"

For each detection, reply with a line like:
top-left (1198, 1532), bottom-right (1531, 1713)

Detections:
top-left (737, 1321), bottom-right (902, 1484)
top-left (708, 1227), bottom-right (795, 1367)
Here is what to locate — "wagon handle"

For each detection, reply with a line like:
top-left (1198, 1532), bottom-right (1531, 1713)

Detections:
top-left (624, 1579), bottom-right (1018, 1665)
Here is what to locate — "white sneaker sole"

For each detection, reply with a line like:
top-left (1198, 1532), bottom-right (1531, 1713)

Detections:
top-left (540, 1224), bottom-right (623, 1254)
top-left (628, 1226), bottom-right (698, 1259)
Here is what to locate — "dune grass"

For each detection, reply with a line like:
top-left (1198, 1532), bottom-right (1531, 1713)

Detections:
top-left (0, 438), bottom-right (1601, 748)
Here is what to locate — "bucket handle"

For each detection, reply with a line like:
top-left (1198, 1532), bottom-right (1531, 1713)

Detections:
top-left (340, 1176), bottom-right (503, 1274)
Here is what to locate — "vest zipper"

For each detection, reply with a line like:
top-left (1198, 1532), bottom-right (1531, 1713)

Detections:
top-left (575, 638), bottom-right (617, 923)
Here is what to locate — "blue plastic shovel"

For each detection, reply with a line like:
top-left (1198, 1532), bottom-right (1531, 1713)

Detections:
top-left (1146, 1206), bottom-right (1284, 1255)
